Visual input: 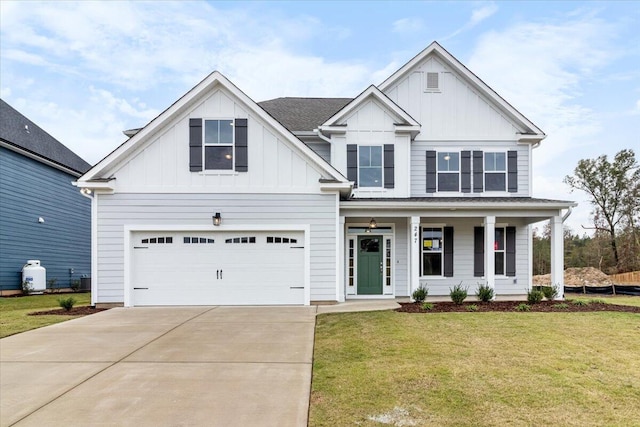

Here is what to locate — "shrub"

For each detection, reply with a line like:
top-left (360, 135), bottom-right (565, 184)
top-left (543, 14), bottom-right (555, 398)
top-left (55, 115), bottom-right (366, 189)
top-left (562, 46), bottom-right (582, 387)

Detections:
top-left (527, 289), bottom-right (544, 304)
top-left (589, 298), bottom-right (606, 304)
top-left (466, 304), bottom-right (478, 312)
top-left (572, 299), bottom-right (589, 306)
top-left (541, 285), bottom-right (559, 300)
top-left (58, 297), bottom-right (77, 311)
top-left (555, 303), bottom-right (569, 310)
top-left (47, 278), bottom-right (58, 292)
top-left (70, 279), bottom-right (81, 292)
top-left (449, 283), bottom-right (468, 305)
top-left (421, 302), bottom-right (434, 311)
top-left (515, 303), bottom-right (531, 312)
top-left (21, 280), bottom-right (33, 295)
top-left (476, 283), bottom-right (494, 302)
top-left (412, 285), bottom-right (428, 303)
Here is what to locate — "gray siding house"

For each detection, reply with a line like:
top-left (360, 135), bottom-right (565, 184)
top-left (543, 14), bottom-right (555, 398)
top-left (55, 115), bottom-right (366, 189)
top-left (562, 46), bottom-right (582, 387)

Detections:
top-left (77, 42), bottom-right (574, 307)
top-left (0, 99), bottom-right (91, 293)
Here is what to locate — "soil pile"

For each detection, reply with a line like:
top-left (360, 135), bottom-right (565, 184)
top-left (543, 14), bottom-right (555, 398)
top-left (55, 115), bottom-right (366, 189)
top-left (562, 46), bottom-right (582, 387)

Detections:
top-left (533, 267), bottom-right (613, 287)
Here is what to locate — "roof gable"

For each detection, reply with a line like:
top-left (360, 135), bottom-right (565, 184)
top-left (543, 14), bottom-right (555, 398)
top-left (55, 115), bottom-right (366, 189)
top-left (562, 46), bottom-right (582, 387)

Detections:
top-left (79, 72), bottom-right (348, 184)
top-left (379, 41), bottom-right (545, 140)
top-left (0, 99), bottom-right (91, 175)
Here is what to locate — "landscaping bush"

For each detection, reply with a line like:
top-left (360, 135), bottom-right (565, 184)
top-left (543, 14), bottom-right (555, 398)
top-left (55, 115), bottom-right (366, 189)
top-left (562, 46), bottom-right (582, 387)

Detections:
top-left (572, 299), bottom-right (589, 306)
top-left (412, 285), bottom-right (428, 303)
top-left (421, 302), bottom-right (434, 311)
top-left (541, 285), bottom-right (559, 300)
top-left (21, 280), bottom-right (33, 296)
top-left (449, 283), bottom-right (468, 304)
top-left (57, 297), bottom-right (77, 311)
top-left (515, 303), bottom-right (531, 312)
top-left (466, 304), bottom-right (478, 312)
top-left (527, 289), bottom-right (544, 304)
top-left (589, 298), bottom-right (606, 304)
top-left (555, 303), bottom-right (569, 310)
top-left (70, 279), bottom-right (81, 292)
top-left (476, 283), bottom-right (494, 302)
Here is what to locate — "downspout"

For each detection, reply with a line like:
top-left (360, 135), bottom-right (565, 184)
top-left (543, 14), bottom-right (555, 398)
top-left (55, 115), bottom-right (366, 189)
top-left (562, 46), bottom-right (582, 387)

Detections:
top-left (79, 188), bottom-right (97, 306)
top-left (313, 128), bottom-right (332, 144)
top-left (562, 206), bottom-right (573, 223)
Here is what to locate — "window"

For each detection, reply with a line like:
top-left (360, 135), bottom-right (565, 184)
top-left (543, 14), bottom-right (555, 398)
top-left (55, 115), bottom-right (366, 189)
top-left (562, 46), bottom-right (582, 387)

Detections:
top-left (224, 237), bottom-right (256, 244)
top-left (422, 227), bottom-right (443, 276)
top-left (494, 228), bottom-right (505, 275)
top-left (437, 152), bottom-right (459, 191)
top-left (485, 152), bottom-right (506, 191)
top-left (358, 145), bottom-right (383, 187)
top-left (348, 239), bottom-right (355, 287)
top-left (385, 238), bottom-right (392, 287)
top-left (266, 236), bottom-right (297, 244)
top-left (141, 237), bottom-right (173, 244)
top-left (183, 237), bottom-right (214, 244)
top-left (204, 119), bottom-right (234, 170)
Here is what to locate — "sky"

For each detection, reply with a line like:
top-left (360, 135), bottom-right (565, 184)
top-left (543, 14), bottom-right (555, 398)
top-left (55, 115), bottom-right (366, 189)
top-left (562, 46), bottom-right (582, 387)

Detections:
top-left (1, 1), bottom-right (639, 234)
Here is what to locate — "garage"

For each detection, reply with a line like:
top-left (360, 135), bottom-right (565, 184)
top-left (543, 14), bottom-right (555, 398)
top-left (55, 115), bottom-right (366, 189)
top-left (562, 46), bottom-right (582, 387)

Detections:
top-left (130, 230), bottom-right (305, 306)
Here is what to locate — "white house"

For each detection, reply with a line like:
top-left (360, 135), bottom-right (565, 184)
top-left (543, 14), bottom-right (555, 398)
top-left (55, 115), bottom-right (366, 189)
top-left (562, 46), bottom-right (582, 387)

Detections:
top-left (76, 42), bottom-right (575, 307)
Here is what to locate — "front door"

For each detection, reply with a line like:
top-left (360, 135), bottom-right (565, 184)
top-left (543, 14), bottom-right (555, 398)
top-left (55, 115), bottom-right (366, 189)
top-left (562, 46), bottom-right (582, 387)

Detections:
top-left (357, 235), bottom-right (383, 295)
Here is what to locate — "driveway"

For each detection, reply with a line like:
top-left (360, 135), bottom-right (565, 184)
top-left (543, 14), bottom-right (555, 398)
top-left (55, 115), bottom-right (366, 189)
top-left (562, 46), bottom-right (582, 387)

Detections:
top-left (0, 306), bottom-right (317, 427)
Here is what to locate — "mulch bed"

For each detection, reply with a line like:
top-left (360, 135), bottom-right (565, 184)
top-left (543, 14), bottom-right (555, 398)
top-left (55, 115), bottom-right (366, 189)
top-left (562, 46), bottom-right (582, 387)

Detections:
top-left (29, 306), bottom-right (109, 316)
top-left (397, 300), bottom-right (640, 313)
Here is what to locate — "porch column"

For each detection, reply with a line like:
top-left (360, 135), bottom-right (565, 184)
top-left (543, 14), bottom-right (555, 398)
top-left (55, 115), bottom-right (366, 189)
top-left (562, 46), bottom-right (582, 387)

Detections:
top-left (550, 215), bottom-right (565, 300)
top-left (410, 216), bottom-right (421, 298)
top-left (484, 215), bottom-right (495, 293)
top-left (338, 216), bottom-right (346, 302)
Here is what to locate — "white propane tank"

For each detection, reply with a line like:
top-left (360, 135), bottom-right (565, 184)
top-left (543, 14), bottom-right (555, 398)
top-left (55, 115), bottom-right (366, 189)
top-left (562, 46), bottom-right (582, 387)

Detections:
top-left (22, 260), bottom-right (46, 293)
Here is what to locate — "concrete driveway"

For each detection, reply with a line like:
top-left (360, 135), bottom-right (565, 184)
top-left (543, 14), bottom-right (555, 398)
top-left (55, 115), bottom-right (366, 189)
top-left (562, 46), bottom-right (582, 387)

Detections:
top-left (1, 306), bottom-right (317, 427)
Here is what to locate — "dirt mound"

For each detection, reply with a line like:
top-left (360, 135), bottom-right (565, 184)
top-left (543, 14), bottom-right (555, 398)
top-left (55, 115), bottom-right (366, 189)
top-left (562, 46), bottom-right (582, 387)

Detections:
top-left (533, 267), bottom-right (613, 287)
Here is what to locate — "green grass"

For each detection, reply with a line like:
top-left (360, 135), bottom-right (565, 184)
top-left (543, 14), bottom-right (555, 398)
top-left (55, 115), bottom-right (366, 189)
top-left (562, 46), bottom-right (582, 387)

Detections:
top-left (311, 309), bottom-right (640, 427)
top-left (0, 293), bottom-right (91, 338)
top-left (568, 295), bottom-right (640, 307)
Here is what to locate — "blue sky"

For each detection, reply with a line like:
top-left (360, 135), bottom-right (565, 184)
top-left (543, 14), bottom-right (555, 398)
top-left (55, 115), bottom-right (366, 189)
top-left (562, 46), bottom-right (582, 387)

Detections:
top-left (1, 1), bottom-right (639, 233)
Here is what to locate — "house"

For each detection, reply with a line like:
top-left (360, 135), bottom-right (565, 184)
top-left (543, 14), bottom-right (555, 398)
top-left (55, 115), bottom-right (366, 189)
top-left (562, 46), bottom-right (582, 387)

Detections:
top-left (0, 99), bottom-right (91, 294)
top-left (75, 42), bottom-right (575, 307)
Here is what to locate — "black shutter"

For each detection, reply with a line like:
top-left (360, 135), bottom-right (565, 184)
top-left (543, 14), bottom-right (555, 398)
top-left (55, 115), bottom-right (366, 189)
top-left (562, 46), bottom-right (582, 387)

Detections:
top-left (426, 150), bottom-right (436, 193)
top-left (474, 226), bottom-right (484, 277)
top-left (384, 144), bottom-right (394, 189)
top-left (508, 151), bottom-right (518, 192)
top-left (189, 118), bottom-right (202, 172)
top-left (505, 226), bottom-right (516, 276)
top-left (473, 151), bottom-right (483, 192)
top-left (444, 226), bottom-right (454, 277)
top-left (347, 144), bottom-right (358, 188)
top-left (235, 118), bottom-right (248, 172)
top-left (461, 151), bottom-right (471, 193)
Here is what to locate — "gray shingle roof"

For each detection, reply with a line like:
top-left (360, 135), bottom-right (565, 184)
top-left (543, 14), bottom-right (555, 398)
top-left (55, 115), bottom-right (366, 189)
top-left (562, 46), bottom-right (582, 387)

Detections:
top-left (258, 97), bottom-right (352, 133)
top-left (0, 99), bottom-right (91, 174)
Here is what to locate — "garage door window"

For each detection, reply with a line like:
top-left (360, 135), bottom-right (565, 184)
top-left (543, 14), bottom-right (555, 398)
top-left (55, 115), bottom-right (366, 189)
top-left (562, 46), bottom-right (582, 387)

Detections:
top-left (142, 237), bottom-right (173, 244)
top-left (183, 237), bottom-right (215, 244)
top-left (225, 237), bottom-right (256, 243)
top-left (266, 236), bottom-right (298, 244)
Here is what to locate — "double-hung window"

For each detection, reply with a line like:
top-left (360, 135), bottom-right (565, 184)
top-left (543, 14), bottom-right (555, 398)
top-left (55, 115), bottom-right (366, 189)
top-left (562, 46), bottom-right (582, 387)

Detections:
top-left (358, 145), bottom-right (383, 187)
top-left (494, 227), bottom-right (505, 275)
top-left (422, 227), bottom-right (443, 276)
top-left (204, 119), bottom-right (234, 170)
top-left (485, 152), bottom-right (506, 191)
top-left (437, 152), bottom-right (459, 191)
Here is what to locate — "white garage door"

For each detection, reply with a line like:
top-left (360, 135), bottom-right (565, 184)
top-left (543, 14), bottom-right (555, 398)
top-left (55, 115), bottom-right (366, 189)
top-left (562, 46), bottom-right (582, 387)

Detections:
top-left (131, 231), bottom-right (305, 306)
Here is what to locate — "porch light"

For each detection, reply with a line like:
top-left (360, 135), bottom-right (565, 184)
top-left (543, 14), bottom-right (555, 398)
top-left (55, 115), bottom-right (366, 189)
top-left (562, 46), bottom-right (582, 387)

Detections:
top-left (369, 218), bottom-right (377, 229)
top-left (213, 212), bottom-right (222, 226)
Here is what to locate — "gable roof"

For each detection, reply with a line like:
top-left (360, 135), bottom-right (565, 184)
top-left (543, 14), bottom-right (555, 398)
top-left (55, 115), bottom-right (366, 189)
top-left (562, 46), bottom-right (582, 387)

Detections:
top-left (0, 99), bottom-right (91, 175)
top-left (258, 97), bottom-right (352, 133)
top-left (379, 41), bottom-right (545, 140)
top-left (319, 85), bottom-right (420, 137)
top-left (78, 72), bottom-right (349, 185)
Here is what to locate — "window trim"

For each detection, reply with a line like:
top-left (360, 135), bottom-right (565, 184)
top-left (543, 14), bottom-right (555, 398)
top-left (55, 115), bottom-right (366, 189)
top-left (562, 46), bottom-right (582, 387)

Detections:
top-left (357, 145), bottom-right (384, 188)
top-left (203, 118), bottom-right (235, 171)
top-left (420, 225), bottom-right (445, 278)
top-left (484, 151), bottom-right (507, 192)
top-left (436, 151), bottom-right (460, 192)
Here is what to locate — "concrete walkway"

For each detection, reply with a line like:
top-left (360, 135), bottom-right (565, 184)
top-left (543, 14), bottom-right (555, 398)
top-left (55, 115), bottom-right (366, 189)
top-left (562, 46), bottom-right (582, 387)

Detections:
top-left (0, 301), bottom-right (399, 427)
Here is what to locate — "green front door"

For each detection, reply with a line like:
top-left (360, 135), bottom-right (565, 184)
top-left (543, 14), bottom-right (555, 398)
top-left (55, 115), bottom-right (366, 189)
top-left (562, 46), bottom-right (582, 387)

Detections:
top-left (357, 235), bottom-right (383, 295)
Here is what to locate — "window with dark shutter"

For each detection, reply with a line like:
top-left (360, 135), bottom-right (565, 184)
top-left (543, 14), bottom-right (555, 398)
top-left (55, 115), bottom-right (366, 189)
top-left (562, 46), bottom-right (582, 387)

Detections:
top-left (474, 226), bottom-right (484, 277)
top-left (461, 151), bottom-right (471, 193)
top-left (383, 144), bottom-right (394, 189)
top-left (235, 118), bottom-right (248, 172)
top-left (426, 150), bottom-right (436, 193)
top-left (189, 118), bottom-right (203, 171)
top-left (444, 226), bottom-right (454, 277)
top-left (347, 144), bottom-right (358, 188)
top-left (505, 226), bottom-right (516, 276)
top-left (473, 151), bottom-right (483, 192)
top-left (508, 151), bottom-right (518, 192)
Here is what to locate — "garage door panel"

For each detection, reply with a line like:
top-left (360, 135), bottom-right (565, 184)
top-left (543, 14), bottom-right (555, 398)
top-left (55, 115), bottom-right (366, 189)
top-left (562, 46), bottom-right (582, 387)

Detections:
top-left (131, 231), bottom-right (305, 306)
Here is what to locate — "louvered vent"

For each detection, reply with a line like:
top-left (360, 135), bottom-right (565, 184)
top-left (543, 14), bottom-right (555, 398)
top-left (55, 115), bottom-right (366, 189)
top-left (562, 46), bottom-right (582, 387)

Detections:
top-left (426, 72), bottom-right (439, 90)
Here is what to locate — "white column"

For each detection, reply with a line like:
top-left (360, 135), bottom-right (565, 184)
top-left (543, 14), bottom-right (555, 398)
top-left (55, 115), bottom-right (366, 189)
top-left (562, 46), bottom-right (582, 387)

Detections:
top-left (550, 215), bottom-right (565, 300)
top-left (410, 216), bottom-right (421, 297)
top-left (484, 215), bottom-right (496, 293)
top-left (338, 216), bottom-right (346, 302)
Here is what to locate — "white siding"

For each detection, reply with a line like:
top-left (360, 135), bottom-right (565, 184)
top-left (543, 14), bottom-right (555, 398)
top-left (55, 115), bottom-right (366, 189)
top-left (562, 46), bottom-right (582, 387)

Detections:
top-left (95, 193), bottom-right (337, 303)
top-left (106, 87), bottom-right (328, 194)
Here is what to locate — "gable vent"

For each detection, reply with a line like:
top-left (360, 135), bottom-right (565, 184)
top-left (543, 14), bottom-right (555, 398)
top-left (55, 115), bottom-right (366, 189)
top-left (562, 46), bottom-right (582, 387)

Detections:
top-left (426, 72), bottom-right (439, 91)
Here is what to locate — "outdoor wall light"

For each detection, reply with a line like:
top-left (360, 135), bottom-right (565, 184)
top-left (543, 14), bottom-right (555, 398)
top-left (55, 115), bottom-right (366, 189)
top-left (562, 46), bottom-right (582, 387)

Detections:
top-left (369, 218), bottom-right (377, 229)
top-left (213, 212), bottom-right (222, 226)
top-left (38, 217), bottom-right (45, 223)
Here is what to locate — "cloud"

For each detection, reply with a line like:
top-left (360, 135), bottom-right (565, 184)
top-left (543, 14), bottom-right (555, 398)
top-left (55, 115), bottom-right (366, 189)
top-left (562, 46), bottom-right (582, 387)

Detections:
top-left (442, 3), bottom-right (498, 40)
top-left (392, 18), bottom-right (424, 34)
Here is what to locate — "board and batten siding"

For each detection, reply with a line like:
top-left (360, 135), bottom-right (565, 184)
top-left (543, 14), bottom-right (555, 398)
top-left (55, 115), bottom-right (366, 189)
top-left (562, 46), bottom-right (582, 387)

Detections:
top-left (417, 218), bottom-right (529, 296)
top-left (383, 56), bottom-right (525, 140)
top-left (410, 141), bottom-right (530, 197)
top-left (106, 87), bottom-right (329, 194)
top-left (0, 147), bottom-right (90, 290)
top-left (95, 193), bottom-right (337, 303)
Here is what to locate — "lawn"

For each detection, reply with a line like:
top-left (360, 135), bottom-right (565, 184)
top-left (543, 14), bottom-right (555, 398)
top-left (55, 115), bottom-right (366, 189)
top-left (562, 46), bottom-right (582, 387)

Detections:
top-left (310, 297), bottom-right (640, 427)
top-left (0, 293), bottom-right (92, 338)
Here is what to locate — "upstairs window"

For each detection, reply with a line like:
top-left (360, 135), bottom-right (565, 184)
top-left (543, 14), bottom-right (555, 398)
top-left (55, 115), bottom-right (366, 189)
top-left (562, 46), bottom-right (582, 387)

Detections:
top-left (204, 119), bottom-right (234, 170)
top-left (358, 145), bottom-right (383, 187)
top-left (485, 152), bottom-right (506, 191)
top-left (437, 152), bottom-right (459, 192)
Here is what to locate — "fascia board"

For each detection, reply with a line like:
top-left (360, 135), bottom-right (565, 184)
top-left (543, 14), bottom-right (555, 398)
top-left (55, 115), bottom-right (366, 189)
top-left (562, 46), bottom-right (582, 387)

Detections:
top-left (0, 141), bottom-right (83, 177)
top-left (340, 200), bottom-right (577, 211)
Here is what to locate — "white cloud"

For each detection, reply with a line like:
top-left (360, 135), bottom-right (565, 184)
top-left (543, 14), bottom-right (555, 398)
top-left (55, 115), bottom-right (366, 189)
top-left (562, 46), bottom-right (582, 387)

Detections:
top-left (442, 3), bottom-right (498, 40)
top-left (392, 18), bottom-right (424, 34)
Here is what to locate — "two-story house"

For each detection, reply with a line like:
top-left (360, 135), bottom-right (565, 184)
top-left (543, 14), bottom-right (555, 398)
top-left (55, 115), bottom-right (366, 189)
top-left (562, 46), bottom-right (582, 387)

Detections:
top-left (76, 42), bottom-right (574, 307)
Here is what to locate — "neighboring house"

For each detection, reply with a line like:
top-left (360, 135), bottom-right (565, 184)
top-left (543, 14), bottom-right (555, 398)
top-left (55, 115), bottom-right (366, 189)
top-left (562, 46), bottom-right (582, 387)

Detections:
top-left (0, 99), bottom-right (91, 294)
top-left (76, 42), bottom-right (575, 307)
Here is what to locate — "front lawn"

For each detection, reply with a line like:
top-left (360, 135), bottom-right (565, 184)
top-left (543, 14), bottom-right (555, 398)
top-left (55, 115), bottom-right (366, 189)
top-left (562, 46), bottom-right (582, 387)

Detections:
top-left (0, 293), bottom-right (92, 338)
top-left (311, 304), bottom-right (640, 426)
